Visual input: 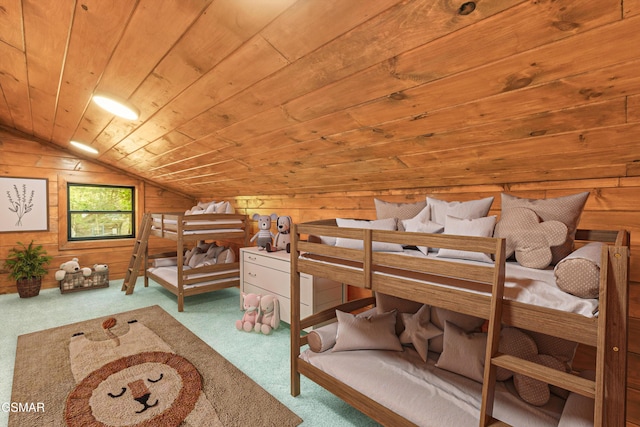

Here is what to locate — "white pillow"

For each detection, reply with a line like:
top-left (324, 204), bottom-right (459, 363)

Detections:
top-left (557, 371), bottom-right (596, 427)
top-left (400, 205), bottom-right (430, 231)
top-left (401, 207), bottom-right (444, 255)
top-left (152, 257), bottom-right (177, 267)
top-left (427, 196), bottom-right (494, 226)
top-left (436, 215), bottom-right (497, 263)
top-left (335, 218), bottom-right (403, 252)
top-left (203, 201), bottom-right (217, 213)
top-left (214, 201), bottom-right (233, 213)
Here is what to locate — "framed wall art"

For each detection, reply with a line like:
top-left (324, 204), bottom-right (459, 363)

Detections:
top-left (0, 177), bottom-right (49, 232)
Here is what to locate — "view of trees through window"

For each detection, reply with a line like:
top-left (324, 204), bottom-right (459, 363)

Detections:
top-left (68, 184), bottom-right (135, 240)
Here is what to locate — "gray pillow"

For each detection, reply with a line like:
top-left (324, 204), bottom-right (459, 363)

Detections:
top-left (427, 196), bottom-right (494, 227)
top-left (436, 321), bottom-right (486, 383)
top-left (332, 309), bottom-right (403, 352)
top-left (554, 242), bottom-right (603, 298)
top-left (374, 198), bottom-right (427, 231)
top-left (496, 192), bottom-right (589, 264)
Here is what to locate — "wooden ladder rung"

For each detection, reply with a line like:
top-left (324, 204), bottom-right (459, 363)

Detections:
top-left (491, 354), bottom-right (596, 398)
top-left (486, 419), bottom-right (511, 427)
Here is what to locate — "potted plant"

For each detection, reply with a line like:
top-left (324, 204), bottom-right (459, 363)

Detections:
top-left (3, 240), bottom-right (52, 298)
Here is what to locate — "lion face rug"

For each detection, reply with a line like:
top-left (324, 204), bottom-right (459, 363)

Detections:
top-left (65, 317), bottom-right (221, 427)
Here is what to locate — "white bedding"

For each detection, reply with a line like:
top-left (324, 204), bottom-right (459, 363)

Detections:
top-left (147, 266), bottom-right (239, 289)
top-left (152, 218), bottom-right (244, 235)
top-left (301, 249), bottom-right (599, 317)
top-left (301, 347), bottom-right (588, 427)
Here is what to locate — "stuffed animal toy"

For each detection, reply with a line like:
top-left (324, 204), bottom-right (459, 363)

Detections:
top-left (55, 258), bottom-right (91, 281)
top-left (250, 213), bottom-right (278, 250)
top-left (236, 292), bottom-right (261, 332)
top-left (255, 294), bottom-right (280, 335)
top-left (93, 264), bottom-right (108, 272)
top-left (266, 215), bottom-right (292, 253)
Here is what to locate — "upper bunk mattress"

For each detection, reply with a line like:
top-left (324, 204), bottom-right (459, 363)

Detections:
top-left (300, 249), bottom-right (599, 317)
top-left (151, 218), bottom-right (244, 235)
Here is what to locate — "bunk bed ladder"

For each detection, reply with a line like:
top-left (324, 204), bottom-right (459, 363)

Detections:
top-left (479, 240), bottom-right (508, 427)
top-left (478, 290), bottom-right (599, 426)
top-left (480, 260), bottom-right (508, 427)
top-left (122, 213), bottom-right (153, 295)
top-left (478, 239), bottom-right (627, 427)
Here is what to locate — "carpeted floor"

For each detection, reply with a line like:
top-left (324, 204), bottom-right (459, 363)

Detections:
top-left (11, 305), bottom-right (302, 426)
top-left (0, 279), bottom-right (379, 427)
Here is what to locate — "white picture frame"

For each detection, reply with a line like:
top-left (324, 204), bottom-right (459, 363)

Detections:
top-left (0, 177), bottom-right (49, 232)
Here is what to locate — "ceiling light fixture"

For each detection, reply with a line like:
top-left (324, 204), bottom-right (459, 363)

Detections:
top-left (92, 93), bottom-right (139, 120)
top-left (70, 140), bottom-right (99, 154)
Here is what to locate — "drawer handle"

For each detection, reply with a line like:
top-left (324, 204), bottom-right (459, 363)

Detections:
top-left (248, 272), bottom-right (257, 277)
top-left (247, 255), bottom-right (257, 261)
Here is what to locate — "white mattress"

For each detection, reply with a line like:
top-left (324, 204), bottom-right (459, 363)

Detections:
top-left (147, 266), bottom-right (239, 289)
top-left (153, 218), bottom-right (243, 226)
top-left (152, 218), bottom-right (244, 235)
top-left (152, 228), bottom-right (244, 235)
top-left (300, 347), bottom-right (588, 427)
top-left (300, 249), bottom-right (598, 317)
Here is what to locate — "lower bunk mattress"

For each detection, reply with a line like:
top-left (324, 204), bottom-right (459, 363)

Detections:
top-left (147, 265), bottom-right (240, 290)
top-left (300, 347), bottom-right (593, 427)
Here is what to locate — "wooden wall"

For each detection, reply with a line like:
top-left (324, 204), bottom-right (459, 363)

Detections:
top-left (0, 127), bottom-right (195, 294)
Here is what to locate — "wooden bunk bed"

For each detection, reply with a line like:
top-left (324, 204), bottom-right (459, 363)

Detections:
top-left (290, 219), bottom-right (629, 427)
top-left (143, 212), bottom-right (249, 311)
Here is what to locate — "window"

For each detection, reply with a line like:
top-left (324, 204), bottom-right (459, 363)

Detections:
top-left (67, 184), bottom-right (135, 241)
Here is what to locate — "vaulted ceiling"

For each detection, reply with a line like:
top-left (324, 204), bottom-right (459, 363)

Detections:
top-left (1, 0), bottom-right (638, 198)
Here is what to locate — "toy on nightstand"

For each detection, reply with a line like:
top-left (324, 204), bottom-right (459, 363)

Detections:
top-left (55, 258), bottom-right (91, 281)
top-left (255, 294), bottom-right (280, 334)
top-left (265, 215), bottom-right (292, 253)
top-left (250, 213), bottom-right (278, 250)
top-left (236, 292), bottom-right (261, 332)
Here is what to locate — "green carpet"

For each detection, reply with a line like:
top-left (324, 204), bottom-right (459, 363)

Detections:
top-left (0, 279), bottom-right (379, 426)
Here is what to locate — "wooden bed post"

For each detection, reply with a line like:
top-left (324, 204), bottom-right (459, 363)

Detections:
top-left (363, 229), bottom-right (372, 290)
top-left (479, 237), bottom-right (507, 426)
top-left (290, 223), bottom-right (301, 397)
top-left (177, 215), bottom-right (185, 312)
top-left (601, 239), bottom-right (629, 427)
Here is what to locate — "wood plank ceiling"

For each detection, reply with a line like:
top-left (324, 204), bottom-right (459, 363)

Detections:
top-left (0, 0), bottom-right (639, 198)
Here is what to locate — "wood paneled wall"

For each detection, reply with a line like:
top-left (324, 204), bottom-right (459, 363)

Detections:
top-left (0, 127), bottom-right (195, 294)
top-left (234, 181), bottom-right (640, 279)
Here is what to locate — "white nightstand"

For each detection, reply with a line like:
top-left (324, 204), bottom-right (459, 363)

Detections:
top-left (240, 247), bottom-right (344, 325)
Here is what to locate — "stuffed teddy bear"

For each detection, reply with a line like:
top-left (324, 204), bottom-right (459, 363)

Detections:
top-left (236, 292), bottom-right (261, 332)
top-left (266, 215), bottom-right (292, 253)
top-left (250, 213), bottom-right (278, 250)
top-left (93, 264), bottom-right (108, 272)
top-left (254, 294), bottom-right (280, 334)
top-left (55, 258), bottom-right (91, 281)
